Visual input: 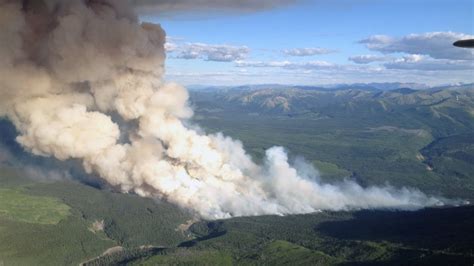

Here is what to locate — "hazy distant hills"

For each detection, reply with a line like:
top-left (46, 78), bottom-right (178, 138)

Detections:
top-left (187, 82), bottom-right (435, 92)
top-left (190, 83), bottom-right (474, 120)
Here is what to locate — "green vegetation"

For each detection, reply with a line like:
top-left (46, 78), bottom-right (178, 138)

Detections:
top-left (4, 160), bottom-right (471, 265)
top-left (190, 86), bottom-right (474, 200)
top-left (421, 133), bottom-right (474, 195)
top-left (312, 160), bottom-right (351, 181)
top-left (0, 215), bottom-right (114, 265)
top-left (258, 240), bottom-right (340, 265)
top-left (131, 249), bottom-right (233, 265)
top-left (0, 188), bottom-right (70, 225)
top-left (0, 168), bottom-right (192, 265)
top-left (114, 206), bottom-right (472, 265)
top-left (28, 181), bottom-right (192, 248)
top-left (188, 206), bottom-right (474, 265)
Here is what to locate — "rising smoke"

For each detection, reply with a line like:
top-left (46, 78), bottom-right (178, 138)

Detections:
top-left (0, 0), bottom-right (445, 219)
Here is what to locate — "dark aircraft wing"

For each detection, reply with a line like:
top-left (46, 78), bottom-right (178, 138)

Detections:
top-left (453, 39), bottom-right (474, 48)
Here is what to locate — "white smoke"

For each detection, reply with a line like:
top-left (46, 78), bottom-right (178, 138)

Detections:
top-left (0, 0), bottom-right (445, 219)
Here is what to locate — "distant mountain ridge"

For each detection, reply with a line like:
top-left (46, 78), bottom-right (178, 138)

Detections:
top-left (190, 83), bottom-right (474, 116)
top-left (188, 82), bottom-right (474, 92)
top-left (190, 82), bottom-right (474, 202)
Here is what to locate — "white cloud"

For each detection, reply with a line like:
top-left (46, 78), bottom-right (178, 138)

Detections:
top-left (384, 55), bottom-right (474, 71)
top-left (168, 42), bottom-right (250, 62)
top-left (349, 54), bottom-right (392, 64)
top-left (236, 54), bottom-right (473, 73)
top-left (396, 54), bottom-right (424, 63)
top-left (359, 32), bottom-right (474, 60)
top-left (166, 65), bottom-right (474, 87)
top-left (235, 60), bottom-right (335, 69)
top-left (283, 48), bottom-right (336, 56)
top-left (164, 33), bottom-right (474, 85)
top-left (164, 42), bottom-right (178, 52)
top-left (235, 60), bottom-right (292, 67)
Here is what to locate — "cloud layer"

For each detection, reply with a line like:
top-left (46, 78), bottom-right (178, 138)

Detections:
top-left (168, 42), bottom-right (249, 62)
top-left (384, 55), bottom-right (473, 71)
top-left (359, 32), bottom-right (474, 60)
top-left (163, 30), bottom-right (473, 86)
top-left (236, 60), bottom-right (336, 69)
top-left (283, 48), bottom-right (336, 56)
top-left (349, 55), bottom-right (392, 64)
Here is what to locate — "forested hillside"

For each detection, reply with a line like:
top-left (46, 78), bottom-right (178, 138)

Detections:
top-left (190, 85), bottom-right (474, 200)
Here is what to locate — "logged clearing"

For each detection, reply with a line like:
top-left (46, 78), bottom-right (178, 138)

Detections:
top-left (0, 188), bottom-right (70, 225)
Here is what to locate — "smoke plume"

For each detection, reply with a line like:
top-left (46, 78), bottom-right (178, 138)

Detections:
top-left (0, 0), bottom-right (445, 219)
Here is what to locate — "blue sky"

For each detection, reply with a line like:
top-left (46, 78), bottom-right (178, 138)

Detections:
top-left (143, 0), bottom-right (474, 86)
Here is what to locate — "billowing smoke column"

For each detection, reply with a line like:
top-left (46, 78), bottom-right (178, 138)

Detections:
top-left (0, 0), bottom-right (444, 219)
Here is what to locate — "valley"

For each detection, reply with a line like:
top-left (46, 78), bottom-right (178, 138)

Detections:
top-left (190, 84), bottom-right (474, 201)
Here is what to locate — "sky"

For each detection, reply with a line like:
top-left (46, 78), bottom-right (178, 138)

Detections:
top-left (142, 0), bottom-right (474, 86)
